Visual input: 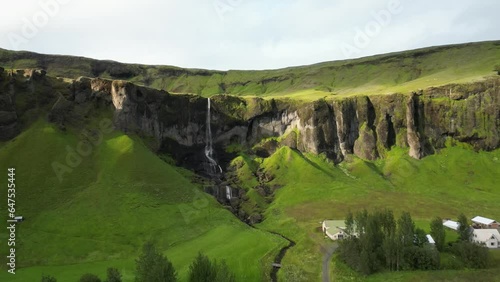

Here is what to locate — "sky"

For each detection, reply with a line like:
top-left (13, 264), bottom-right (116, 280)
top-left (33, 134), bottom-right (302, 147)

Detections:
top-left (0, 0), bottom-right (499, 70)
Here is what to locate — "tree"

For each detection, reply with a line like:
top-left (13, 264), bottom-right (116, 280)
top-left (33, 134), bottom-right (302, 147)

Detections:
top-left (41, 275), bottom-right (57, 282)
top-left (414, 228), bottom-right (428, 247)
top-left (397, 212), bottom-right (415, 270)
top-left (345, 211), bottom-right (354, 236)
top-left (106, 268), bottom-right (122, 282)
top-left (79, 273), bottom-right (101, 282)
top-left (214, 260), bottom-right (236, 282)
top-left (430, 217), bottom-right (446, 251)
top-left (188, 253), bottom-right (236, 282)
top-left (188, 253), bottom-right (216, 282)
top-left (495, 64), bottom-right (500, 75)
top-left (135, 242), bottom-right (177, 282)
top-left (457, 213), bottom-right (471, 242)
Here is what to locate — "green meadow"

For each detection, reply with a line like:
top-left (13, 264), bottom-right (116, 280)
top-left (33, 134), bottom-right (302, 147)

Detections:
top-left (0, 121), bottom-right (287, 281)
top-left (229, 144), bottom-right (500, 281)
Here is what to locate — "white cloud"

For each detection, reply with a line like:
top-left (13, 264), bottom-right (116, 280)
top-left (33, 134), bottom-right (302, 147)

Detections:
top-left (0, 0), bottom-right (499, 70)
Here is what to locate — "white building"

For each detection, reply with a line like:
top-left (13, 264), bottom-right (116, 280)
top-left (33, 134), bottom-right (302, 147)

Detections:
top-left (472, 229), bottom-right (500, 249)
top-left (471, 216), bottom-right (499, 229)
top-left (443, 220), bottom-right (459, 231)
top-left (426, 234), bottom-right (435, 245)
top-left (322, 220), bottom-right (348, 241)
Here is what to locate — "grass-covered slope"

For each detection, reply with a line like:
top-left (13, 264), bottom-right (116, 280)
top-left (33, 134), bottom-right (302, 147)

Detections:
top-left (0, 121), bottom-right (286, 281)
top-left (230, 144), bottom-right (500, 281)
top-left (1, 41), bottom-right (500, 99)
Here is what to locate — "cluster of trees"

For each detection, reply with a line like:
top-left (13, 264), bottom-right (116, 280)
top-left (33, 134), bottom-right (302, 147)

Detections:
top-left (41, 243), bottom-right (236, 282)
top-left (338, 210), bottom-right (491, 275)
top-left (338, 210), bottom-right (440, 275)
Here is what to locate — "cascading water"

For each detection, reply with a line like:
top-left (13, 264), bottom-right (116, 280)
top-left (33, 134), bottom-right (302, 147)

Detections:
top-left (205, 98), bottom-right (223, 174)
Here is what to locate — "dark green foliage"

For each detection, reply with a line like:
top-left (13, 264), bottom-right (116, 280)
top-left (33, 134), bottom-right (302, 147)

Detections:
top-left (214, 260), bottom-right (236, 282)
top-left (106, 268), bottom-right (122, 282)
top-left (430, 217), bottom-right (446, 251)
top-left (79, 273), bottom-right (101, 282)
top-left (345, 211), bottom-right (354, 236)
top-left (404, 246), bottom-right (440, 270)
top-left (41, 274), bottom-right (57, 282)
top-left (451, 241), bottom-right (490, 269)
top-left (189, 253), bottom-right (216, 282)
top-left (495, 64), bottom-right (500, 75)
top-left (457, 213), bottom-right (471, 241)
top-left (135, 242), bottom-right (177, 282)
top-left (414, 228), bottom-right (428, 247)
top-left (340, 210), bottom-right (444, 275)
top-left (188, 253), bottom-right (236, 282)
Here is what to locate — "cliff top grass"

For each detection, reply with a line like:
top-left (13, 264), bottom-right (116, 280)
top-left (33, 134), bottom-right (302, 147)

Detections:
top-left (1, 41), bottom-right (500, 100)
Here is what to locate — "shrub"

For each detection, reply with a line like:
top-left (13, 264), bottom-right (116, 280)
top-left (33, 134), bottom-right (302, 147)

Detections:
top-left (106, 267), bottom-right (122, 282)
top-left (450, 241), bottom-right (490, 269)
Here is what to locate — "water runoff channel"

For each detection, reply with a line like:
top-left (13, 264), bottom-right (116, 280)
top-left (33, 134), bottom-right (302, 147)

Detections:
top-left (203, 98), bottom-right (295, 281)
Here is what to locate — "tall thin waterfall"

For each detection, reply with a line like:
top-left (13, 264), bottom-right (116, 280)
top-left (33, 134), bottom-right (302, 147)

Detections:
top-left (205, 98), bottom-right (222, 174)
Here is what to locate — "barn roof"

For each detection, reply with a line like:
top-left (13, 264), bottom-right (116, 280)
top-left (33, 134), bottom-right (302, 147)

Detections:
top-left (473, 229), bottom-right (500, 242)
top-left (443, 220), bottom-right (459, 230)
top-left (471, 216), bottom-right (497, 225)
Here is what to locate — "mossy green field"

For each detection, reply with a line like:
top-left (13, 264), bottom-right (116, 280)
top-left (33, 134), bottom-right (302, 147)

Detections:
top-left (0, 121), bottom-right (286, 281)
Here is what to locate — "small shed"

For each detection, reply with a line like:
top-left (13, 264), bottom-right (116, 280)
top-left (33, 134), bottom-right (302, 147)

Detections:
top-left (443, 220), bottom-right (459, 231)
top-left (426, 234), bottom-right (435, 245)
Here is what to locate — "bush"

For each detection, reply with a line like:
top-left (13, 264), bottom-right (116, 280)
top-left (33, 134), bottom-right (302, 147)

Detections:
top-left (106, 268), bottom-right (122, 282)
top-left (41, 275), bottom-right (57, 282)
top-left (450, 241), bottom-right (490, 269)
top-left (79, 273), bottom-right (101, 282)
top-left (494, 64), bottom-right (500, 75)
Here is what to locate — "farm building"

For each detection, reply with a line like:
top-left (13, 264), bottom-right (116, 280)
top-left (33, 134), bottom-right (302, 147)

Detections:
top-left (322, 220), bottom-right (349, 241)
top-left (426, 234), bottom-right (435, 245)
top-left (471, 216), bottom-right (499, 229)
top-left (443, 220), bottom-right (459, 231)
top-left (472, 229), bottom-right (500, 249)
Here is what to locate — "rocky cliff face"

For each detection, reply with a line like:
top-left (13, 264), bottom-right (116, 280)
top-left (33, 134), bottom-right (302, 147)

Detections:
top-left (1, 69), bottom-right (499, 165)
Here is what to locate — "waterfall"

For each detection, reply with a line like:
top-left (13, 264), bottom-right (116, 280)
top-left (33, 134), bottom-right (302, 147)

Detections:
top-left (205, 98), bottom-right (222, 174)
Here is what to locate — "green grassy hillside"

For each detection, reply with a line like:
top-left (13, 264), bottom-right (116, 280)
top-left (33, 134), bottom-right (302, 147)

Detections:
top-left (1, 41), bottom-right (500, 100)
top-left (227, 144), bottom-right (500, 281)
top-left (0, 121), bottom-right (287, 281)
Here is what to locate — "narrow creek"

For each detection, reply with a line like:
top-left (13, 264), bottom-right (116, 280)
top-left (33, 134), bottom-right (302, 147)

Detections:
top-left (268, 231), bottom-right (296, 282)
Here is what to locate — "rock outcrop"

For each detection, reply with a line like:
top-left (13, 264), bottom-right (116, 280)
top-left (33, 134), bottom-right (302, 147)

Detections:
top-left (2, 69), bottom-right (499, 164)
